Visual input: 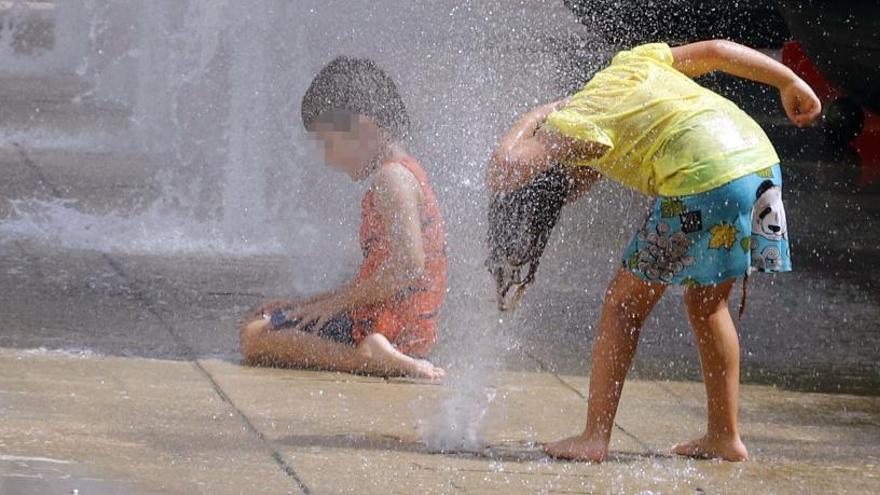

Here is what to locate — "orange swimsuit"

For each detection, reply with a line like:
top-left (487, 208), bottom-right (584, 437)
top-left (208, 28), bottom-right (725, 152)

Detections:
top-left (349, 156), bottom-right (447, 358)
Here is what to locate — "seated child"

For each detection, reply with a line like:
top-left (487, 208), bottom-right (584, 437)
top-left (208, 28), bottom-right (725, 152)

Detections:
top-left (240, 57), bottom-right (447, 380)
top-left (488, 40), bottom-right (821, 461)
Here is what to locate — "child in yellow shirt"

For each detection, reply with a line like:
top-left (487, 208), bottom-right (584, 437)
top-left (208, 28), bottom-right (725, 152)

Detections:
top-left (488, 40), bottom-right (821, 462)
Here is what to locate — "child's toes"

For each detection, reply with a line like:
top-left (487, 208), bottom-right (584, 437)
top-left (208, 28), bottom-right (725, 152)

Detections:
top-left (411, 359), bottom-right (445, 380)
top-left (671, 438), bottom-right (704, 458)
top-left (544, 439), bottom-right (573, 459)
top-left (422, 361), bottom-right (445, 380)
top-left (544, 436), bottom-right (606, 463)
top-left (430, 365), bottom-right (446, 380)
top-left (672, 437), bottom-right (749, 462)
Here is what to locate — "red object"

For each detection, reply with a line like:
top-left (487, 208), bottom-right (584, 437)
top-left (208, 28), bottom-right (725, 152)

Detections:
top-left (351, 155), bottom-right (447, 358)
top-left (782, 41), bottom-right (880, 187)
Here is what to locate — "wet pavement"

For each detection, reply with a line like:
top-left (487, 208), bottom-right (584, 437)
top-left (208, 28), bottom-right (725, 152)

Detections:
top-left (2, 348), bottom-right (879, 494)
top-left (1, 156), bottom-right (878, 492)
top-left (2, 0), bottom-right (880, 493)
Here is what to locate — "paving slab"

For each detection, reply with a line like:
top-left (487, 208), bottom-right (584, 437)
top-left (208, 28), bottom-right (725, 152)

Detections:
top-left (558, 374), bottom-right (880, 494)
top-left (10, 148), bottom-right (162, 215)
top-left (200, 360), bottom-right (640, 450)
top-left (0, 241), bottom-right (187, 358)
top-left (198, 359), bottom-right (880, 494)
top-left (3, 349), bottom-right (879, 494)
top-left (0, 238), bottom-right (295, 360)
top-left (0, 349), bottom-right (299, 494)
top-left (200, 360), bottom-right (694, 494)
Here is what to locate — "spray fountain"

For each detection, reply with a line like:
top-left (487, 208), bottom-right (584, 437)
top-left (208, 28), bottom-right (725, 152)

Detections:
top-left (1, 3), bottom-right (878, 489)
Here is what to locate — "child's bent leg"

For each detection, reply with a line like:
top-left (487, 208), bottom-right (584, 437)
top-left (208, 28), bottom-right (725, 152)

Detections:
top-left (545, 268), bottom-right (666, 462)
top-left (357, 333), bottom-right (445, 380)
top-left (673, 279), bottom-right (748, 461)
top-left (240, 318), bottom-right (365, 370)
top-left (239, 320), bottom-right (444, 379)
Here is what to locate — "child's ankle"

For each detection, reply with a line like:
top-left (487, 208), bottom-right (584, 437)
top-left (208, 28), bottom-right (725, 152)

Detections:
top-left (705, 428), bottom-right (742, 442)
top-left (581, 429), bottom-right (612, 446)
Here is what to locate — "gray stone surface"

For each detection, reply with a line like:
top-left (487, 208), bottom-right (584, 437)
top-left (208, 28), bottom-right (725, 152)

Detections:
top-left (1, 351), bottom-right (878, 494)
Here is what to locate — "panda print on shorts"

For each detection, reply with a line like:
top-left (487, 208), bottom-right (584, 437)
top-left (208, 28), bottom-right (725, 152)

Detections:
top-left (750, 180), bottom-right (790, 272)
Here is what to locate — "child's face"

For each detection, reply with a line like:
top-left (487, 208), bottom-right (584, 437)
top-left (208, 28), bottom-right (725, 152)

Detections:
top-left (309, 112), bottom-right (383, 181)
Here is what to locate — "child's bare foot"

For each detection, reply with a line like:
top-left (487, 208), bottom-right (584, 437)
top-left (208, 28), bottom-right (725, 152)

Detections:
top-left (406, 358), bottom-right (446, 380)
top-left (672, 435), bottom-right (749, 461)
top-left (544, 434), bottom-right (608, 463)
top-left (357, 333), bottom-right (445, 380)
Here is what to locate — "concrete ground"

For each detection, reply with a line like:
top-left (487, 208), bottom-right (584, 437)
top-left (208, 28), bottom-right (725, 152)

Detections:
top-left (1, 348), bottom-right (879, 494)
top-left (0, 238), bottom-right (878, 494)
top-left (2, 1), bottom-right (879, 493)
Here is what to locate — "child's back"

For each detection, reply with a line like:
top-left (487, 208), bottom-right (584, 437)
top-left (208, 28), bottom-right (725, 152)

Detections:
top-left (546, 43), bottom-right (780, 196)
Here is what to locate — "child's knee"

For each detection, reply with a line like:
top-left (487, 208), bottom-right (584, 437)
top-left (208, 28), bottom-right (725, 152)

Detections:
top-left (604, 293), bottom-right (650, 331)
top-left (683, 282), bottom-right (733, 317)
top-left (603, 274), bottom-right (661, 326)
top-left (356, 333), bottom-right (391, 359)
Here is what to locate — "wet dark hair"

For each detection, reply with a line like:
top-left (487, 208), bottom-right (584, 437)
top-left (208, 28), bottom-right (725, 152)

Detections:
top-left (486, 164), bottom-right (572, 311)
top-left (301, 56), bottom-right (410, 139)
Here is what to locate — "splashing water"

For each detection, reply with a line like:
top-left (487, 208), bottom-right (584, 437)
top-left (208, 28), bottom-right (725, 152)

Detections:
top-left (1, 0), bottom-right (626, 451)
top-left (1, 0), bottom-right (364, 291)
top-left (417, 305), bottom-right (514, 453)
top-left (0, 197), bottom-right (284, 256)
top-left (420, 380), bottom-right (498, 453)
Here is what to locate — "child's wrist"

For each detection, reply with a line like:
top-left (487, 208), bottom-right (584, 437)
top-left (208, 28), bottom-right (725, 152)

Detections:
top-left (773, 67), bottom-right (800, 90)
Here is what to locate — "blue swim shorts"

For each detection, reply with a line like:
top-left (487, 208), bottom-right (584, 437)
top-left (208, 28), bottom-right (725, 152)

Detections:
top-left (622, 164), bottom-right (791, 286)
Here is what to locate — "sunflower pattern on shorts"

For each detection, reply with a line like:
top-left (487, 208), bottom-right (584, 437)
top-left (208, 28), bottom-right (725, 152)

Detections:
top-left (708, 222), bottom-right (739, 250)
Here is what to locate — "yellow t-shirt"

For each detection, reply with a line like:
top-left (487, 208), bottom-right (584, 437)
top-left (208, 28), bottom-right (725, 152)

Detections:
top-left (544, 43), bottom-right (780, 197)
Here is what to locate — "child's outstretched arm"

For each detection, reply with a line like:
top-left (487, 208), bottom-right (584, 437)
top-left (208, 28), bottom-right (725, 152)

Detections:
top-left (488, 100), bottom-right (606, 193)
top-left (670, 40), bottom-right (822, 127)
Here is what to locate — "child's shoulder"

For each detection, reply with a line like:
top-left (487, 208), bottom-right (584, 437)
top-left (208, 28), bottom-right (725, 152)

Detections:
top-left (612, 42), bottom-right (673, 67)
top-left (369, 160), bottom-right (422, 199)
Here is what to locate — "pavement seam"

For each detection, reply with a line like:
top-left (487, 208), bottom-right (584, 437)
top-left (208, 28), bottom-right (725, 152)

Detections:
top-left (13, 141), bottom-right (65, 198)
top-left (194, 357), bottom-right (312, 495)
top-left (654, 380), bottom-right (691, 406)
top-left (101, 253), bottom-right (313, 495)
top-left (15, 144), bottom-right (313, 495)
top-left (523, 350), bottom-right (656, 454)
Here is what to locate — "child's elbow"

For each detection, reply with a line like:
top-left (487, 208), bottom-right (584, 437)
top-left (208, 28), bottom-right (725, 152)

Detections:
top-left (705, 39), bottom-right (742, 62)
top-left (397, 254), bottom-right (426, 283)
top-left (705, 39), bottom-right (729, 51)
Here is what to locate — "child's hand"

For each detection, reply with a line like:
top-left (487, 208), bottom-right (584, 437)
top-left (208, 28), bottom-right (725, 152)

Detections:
top-left (527, 98), bottom-right (570, 124)
top-left (780, 79), bottom-right (822, 127)
top-left (250, 299), bottom-right (294, 319)
top-left (290, 300), bottom-right (339, 333)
